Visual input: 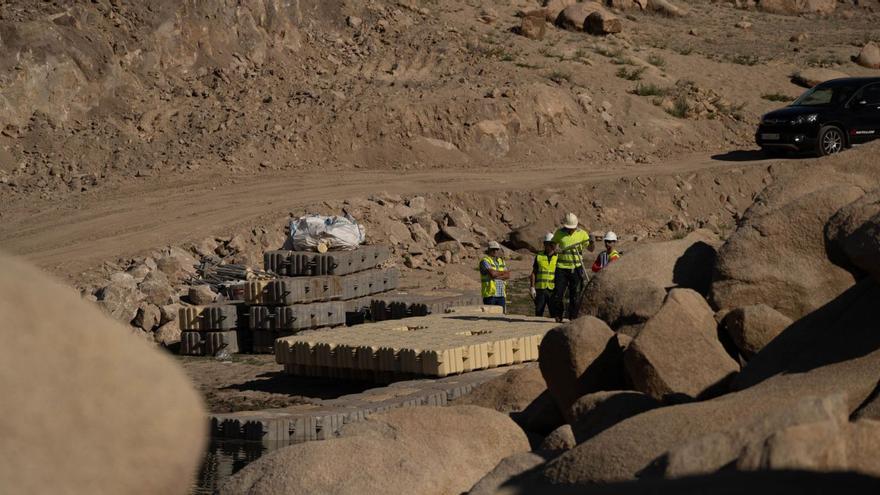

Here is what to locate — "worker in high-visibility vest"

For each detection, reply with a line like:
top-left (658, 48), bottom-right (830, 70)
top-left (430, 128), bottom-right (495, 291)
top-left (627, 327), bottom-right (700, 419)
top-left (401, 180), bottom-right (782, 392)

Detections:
top-left (592, 231), bottom-right (621, 273)
top-left (480, 241), bottom-right (510, 312)
top-left (529, 233), bottom-right (558, 318)
top-left (551, 212), bottom-right (594, 323)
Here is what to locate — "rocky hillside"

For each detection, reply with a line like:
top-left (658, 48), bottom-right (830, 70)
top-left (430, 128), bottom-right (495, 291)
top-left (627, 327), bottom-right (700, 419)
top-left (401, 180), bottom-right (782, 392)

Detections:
top-left (2, 0), bottom-right (878, 201)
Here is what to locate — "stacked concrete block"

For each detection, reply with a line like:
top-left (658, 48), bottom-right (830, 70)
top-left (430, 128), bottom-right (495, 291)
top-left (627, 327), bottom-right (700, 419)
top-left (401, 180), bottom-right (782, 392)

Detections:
top-left (179, 304), bottom-right (242, 356)
top-left (209, 366), bottom-right (515, 446)
top-left (343, 292), bottom-right (481, 319)
top-left (275, 311), bottom-right (556, 380)
top-left (242, 276), bottom-right (343, 305)
top-left (241, 245), bottom-right (399, 354)
top-left (340, 268), bottom-right (399, 300)
top-left (248, 302), bottom-right (347, 331)
top-left (263, 245), bottom-right (391, 276)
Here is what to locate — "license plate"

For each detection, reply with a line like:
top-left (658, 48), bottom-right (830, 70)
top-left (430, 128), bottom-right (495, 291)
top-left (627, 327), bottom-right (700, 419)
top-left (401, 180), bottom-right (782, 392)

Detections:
top-left (762, 133), bottom-right (780, 140)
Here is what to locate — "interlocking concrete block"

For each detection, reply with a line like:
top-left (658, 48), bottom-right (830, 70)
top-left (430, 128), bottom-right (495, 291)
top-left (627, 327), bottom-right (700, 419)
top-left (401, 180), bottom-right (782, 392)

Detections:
top-left (366, 293), bottom-right (482, 321)
top-left (263, 245), bottom-right (391, 276)
top-left (179, 330), bottom-right (240, 355)
top-left (243, 276), bottom-right (343, 305)
top-left (207, 366), bottom-right (515, 446)
top-left (178, 304), bottom-right (238, 331)
top-left (340, 268), bottom-right (400, 301)
top-left (275, 312), bottom-right (555, 379)
top-left (247, 301), bottom-right (346, 331)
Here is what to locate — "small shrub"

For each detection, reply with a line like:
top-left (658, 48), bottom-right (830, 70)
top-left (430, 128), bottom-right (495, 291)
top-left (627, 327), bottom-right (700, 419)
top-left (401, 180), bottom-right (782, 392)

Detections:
top-left (633, 83), bottom-right (668, 96)
top-left (616, 66), bottom-right (646, 81)
top-left (730, 54), bottom-right (760, 66)
top-left (676, 46), bottom-right (694, 55)
top-left (667, 96), bottom-right (689, 118)
top-left (594, 45), bottom-right (623, 58)
top-left (648, 54), bottom-right (666, 67)
top-left (515, 61), bottom-right (542, 69)
top-left (548, 70), bottom-right (572, 83)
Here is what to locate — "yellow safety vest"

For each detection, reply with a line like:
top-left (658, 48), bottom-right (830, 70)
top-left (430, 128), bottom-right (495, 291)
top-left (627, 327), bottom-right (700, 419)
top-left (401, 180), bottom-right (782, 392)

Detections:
top-left (480, 256), bottom-right (506, 298)
top-left (535, 253), bottom-right (557, 290)
top-left (552, 229), bottom-right (591, 269)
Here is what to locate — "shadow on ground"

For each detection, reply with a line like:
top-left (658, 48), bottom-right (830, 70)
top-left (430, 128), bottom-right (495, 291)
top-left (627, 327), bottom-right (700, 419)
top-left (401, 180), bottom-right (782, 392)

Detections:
top-left (222, 372), bottom-right (373, 400)
top-left (711, 149), bottom-right (818, 162)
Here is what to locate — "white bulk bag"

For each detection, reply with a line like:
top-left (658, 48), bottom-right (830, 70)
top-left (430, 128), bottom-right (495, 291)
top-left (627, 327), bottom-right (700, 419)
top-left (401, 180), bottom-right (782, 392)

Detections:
top-left (289, 213), bottom-right (365, 252)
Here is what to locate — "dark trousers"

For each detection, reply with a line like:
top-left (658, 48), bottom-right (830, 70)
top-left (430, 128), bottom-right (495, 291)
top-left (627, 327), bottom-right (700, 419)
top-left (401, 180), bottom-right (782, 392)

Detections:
top-left (553, 268), bottom-right (584, 320)
top-left (534, 288), bottom-right (555, 317)
top-left (483, 296), bottom-right (506, 313)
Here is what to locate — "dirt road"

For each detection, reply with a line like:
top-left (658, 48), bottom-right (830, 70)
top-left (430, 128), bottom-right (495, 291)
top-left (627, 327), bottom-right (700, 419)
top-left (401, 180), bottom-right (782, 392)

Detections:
top-left (0, 152), bottom-right (782, 280)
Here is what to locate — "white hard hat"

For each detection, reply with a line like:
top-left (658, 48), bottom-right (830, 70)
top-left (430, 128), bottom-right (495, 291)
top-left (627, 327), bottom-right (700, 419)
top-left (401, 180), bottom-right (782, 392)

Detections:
top-left (604, 231), bottom-right (618, 242)
top-left (487, 241), bottom-right (502, 250)
top-left (562, 212), bottom-right (579, 229)
top-left (543, 233), bottom-right (554, 243)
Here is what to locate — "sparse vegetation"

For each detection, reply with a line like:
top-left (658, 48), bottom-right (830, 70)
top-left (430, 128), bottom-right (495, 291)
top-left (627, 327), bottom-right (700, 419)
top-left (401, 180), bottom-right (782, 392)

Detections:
top-left (594, 45), bottom-right (623, 58)
top-left (648, 54), bottom-right (666, 67)
top-left (515, 61), bottom-right (542, 69)
top-left (762, 93), bottom-right (791, 102)
top-left (548, 70), bottom-right (572, 84)
top-left (616, 66), bottom-right (646, 81)
top-left (676, 46), bottom-right (694, 56)
top-left (634, 83), bottom-right (669, 96)
top-left (806, 54), bottom-right (847, 67)
top-left (667, 96), bottom-right (689, 118)
top-left (730, 54), bottom-right (761, 66)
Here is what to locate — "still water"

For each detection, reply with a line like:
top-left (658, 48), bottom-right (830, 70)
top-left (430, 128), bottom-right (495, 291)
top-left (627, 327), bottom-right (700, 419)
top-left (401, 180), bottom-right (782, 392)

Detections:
top-left (191, 439), bottom-right (280, 494)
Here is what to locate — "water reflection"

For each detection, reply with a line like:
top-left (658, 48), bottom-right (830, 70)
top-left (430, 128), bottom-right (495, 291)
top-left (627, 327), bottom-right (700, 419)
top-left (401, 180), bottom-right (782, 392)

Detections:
top-left (192, 439), bottom-right (281, 494)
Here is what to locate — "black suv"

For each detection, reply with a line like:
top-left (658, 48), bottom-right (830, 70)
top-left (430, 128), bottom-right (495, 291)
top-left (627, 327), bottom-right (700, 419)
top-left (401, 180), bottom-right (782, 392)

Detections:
top-left (756, 77), bottom-right (880, 157)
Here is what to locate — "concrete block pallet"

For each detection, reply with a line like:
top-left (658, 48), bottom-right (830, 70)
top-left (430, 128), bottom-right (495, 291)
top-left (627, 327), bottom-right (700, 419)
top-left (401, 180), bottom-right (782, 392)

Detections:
top-left (179, 304), bottom-right (238, 331)
top-left (343, 292), bottom-right (480, 316)
top-left (178, 304), bottom-right (243, 356)
top-left (208, 366), bottom-right (520, 446)
top-left (239, 269), bottom-right (399, 306)
top-left (232, 245), bottom-right (401, 354)
top-left (246, 302), bottom-right (347, 331)
top-left (340, 268), bottom-right (399, 300)
top-left (181, 330), bottom-right (241, 356)
top-left (275, 311), bottom-right (556, 380)
top-left (263, 245), bottom-right (391, 276)
top-left (242, 276), bottom-right (343, 305)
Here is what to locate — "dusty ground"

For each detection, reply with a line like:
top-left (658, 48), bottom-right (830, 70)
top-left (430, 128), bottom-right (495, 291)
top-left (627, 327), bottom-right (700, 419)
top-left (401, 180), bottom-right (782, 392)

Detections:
top-left (178, 354), bottom-right (375, 412)
top-left (0, 151), bottom-right (762, 281)
top-left (1, 0), bottom-right (878, 205)
top-left (1, 0), bottom-right (879, 414)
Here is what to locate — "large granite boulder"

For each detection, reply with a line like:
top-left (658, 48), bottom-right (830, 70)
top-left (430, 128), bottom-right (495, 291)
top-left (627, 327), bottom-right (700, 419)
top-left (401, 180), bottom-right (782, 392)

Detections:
top-left (0, 252), bottom-right (205, 494)
top-left (624, 289), bottom-right (739, 400)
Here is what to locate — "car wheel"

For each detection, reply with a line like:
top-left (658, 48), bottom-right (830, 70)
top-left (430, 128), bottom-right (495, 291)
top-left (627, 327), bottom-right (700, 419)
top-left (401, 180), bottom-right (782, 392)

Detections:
top-left (818, 126), bottom-right (844, 156)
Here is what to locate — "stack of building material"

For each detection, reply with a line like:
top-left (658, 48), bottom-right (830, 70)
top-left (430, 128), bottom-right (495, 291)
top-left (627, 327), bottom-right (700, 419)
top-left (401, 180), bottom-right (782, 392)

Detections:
top-left (274, 310), bottom-right (557, 381)
top-left (240, 245), bottom-right (398, 353)
top-left (179, 304), bottom-right (241, 355)
top-left (364, 292), bottom-right (481, 321)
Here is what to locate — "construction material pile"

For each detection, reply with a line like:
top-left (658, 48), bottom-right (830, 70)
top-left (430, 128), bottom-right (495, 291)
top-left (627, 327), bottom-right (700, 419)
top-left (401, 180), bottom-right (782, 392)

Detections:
top-left (179, 245), bottom-right (397, 356)
top-left (275, 309), bottom-right (557, 381)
